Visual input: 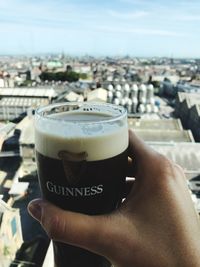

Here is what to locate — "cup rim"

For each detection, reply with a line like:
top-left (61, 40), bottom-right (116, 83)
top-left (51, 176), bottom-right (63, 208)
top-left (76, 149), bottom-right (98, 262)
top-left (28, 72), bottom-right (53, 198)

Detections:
top-left (35, 102), bottom-right (127, 125)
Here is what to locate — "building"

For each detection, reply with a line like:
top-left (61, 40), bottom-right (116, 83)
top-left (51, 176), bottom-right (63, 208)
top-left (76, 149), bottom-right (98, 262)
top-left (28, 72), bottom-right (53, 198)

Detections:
top-left (133, 129), bottom-right (194, 143)
top-left (150, 142), bottom-right (200, 179)
top-left (16, 116), bottom-right (35, 160)
top-left (107, 83), bottom-right (157, 115)
top-left (175, 92), bottom-right (200, 141)
top-left (128, 117), bottom-right (199, 179)
top-left (64, 91), bottom-right (84, 102)
top-left (87, 88), bottom-right (107, 102)
top-left (0, 87), bottom-right (57, 121)
top-left (128, 118), bottom-right (194, 143)
top-left (0, 78), bottom-right (5, 88)
top-left (0, 207), bottom-right (23, 267)
top-left (0, 97), bottom-right (49, 121)
top-left (0, 87), bottom-right (57, 99)
top-left (0, 115), bottom-right (49, 266)
top-left (176, 82), bottom-right (200, 94)
top-left (175, 92), bottom-right (200, 128)
top-left (0, 88), bottom-right (57, 121)
top-left (188, 104), bottom-right (200, 142)
top-left (0, 123), bottom-right (16, 150)
top-left (128, 118), bottom-right (183, 131)
top-left (174, 92), bottom-right (189, 118)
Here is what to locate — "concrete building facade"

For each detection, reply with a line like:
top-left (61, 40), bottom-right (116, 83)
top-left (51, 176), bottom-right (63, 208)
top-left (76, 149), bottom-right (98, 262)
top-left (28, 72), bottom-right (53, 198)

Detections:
top-left (175, 92), bottom-right (200, 141)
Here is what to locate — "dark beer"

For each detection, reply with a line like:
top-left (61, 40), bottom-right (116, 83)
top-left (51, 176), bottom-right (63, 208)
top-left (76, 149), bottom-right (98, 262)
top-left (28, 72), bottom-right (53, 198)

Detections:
top-left (35, 103), bottom-right (128, 267)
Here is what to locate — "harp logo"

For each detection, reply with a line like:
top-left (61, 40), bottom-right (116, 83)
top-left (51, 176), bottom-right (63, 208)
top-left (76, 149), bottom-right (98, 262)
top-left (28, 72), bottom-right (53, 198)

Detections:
top-left (45, 150), bottom-right (104, 197)
top-left (58, 150), bottom-right (88, 186)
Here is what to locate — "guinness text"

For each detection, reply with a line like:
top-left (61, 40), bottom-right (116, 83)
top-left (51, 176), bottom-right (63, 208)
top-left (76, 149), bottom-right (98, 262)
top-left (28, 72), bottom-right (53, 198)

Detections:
top-left (46, 181), bottom-right (103, 197)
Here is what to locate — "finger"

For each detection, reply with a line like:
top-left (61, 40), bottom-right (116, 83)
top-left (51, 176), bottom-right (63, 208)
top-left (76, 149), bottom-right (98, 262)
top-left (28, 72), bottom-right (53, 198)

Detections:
top-left (28, 199), bottom-right (112, 257)
top-left (128, 129), bottom-right (157, 162)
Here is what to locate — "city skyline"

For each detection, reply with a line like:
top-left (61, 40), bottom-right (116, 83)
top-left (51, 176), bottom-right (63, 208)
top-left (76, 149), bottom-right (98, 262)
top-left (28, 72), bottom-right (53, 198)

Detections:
top-left (0, 0), bottom-right (200, 57)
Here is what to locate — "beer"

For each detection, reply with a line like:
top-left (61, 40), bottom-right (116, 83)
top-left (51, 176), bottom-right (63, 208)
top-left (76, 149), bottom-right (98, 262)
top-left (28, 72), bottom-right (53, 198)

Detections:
top-left (35, 103), bottom-right (128, 267)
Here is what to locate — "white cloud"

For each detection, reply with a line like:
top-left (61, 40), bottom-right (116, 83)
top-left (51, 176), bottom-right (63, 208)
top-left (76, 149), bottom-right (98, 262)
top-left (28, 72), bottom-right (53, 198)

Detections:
top-left (95, 25), bottom-right (186, 37)
top-left (0, 0), bottom-right (99, 30)
top-left (0, 0), bottom-right (198, 56)
top-left (107, 10), bottom-right (148, 20)
top-left (179, 1), bottom-right (200, 8)
top-left (119, 0), bottom-right (149, 4)
top-left (176, 15), bottom-right (200, 21)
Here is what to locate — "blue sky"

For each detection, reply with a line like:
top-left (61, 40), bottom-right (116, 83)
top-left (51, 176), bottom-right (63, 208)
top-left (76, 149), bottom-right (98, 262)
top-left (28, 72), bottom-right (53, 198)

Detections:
top-left (0, 0), bottom-right (200, 57)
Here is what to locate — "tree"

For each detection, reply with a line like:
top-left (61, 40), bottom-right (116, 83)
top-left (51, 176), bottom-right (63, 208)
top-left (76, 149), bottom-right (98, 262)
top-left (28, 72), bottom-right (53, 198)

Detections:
top-left (164, 77), bottom-right (171, 83)
top-left (151, 80), bottom-right (160, 88)
top-left (39, 71), bottom-right (84, 83)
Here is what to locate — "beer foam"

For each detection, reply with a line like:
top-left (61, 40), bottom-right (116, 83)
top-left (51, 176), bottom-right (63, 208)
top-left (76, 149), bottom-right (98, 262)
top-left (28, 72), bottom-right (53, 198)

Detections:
top-left (35, 109), bottom-right (128, 161)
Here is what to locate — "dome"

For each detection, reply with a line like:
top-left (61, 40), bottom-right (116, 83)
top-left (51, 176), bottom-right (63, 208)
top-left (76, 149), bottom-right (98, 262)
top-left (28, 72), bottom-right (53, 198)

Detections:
top-left (148, 84), bottom-right (154, 90)
top-left (108, 84), bottom-right (114, 91)
top-left (124, 83), bottom-right (130, 91)
top-left (113, 98), bottom-right (120, 105)
top-left (131, 84), bottom-right (138, 91)
top-left (139, 84), bottom-right (146, 91)
top-left (115, 84), bottom-right (122, 91)
top-left (116, 91), bottom-right (122, 98)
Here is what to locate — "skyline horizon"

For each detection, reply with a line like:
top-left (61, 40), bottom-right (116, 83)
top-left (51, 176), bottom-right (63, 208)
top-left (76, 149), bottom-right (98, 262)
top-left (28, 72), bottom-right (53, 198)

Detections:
top-left (0, 51), bottom-right (199, 60)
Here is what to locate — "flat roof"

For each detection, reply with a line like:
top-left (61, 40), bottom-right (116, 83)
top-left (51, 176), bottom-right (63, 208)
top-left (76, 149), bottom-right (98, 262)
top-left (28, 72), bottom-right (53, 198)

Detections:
top-left (128, 118), bottom-right (183, 131)
top-left (0, 88), bottom-right (57, 98)
top-left (0, 123), bottom-right (16, 135)
top-left (17, 116), bottom-right (34, 145)
top-left (178, 92), bottom-right (200, 106)
top-left (185, 97), bottom-right (200, 108)
top-left (132, 129), bottom-right (194, 143)
top-left (0, 156), bottom-right (21, 202)
top-left (191, 104), bottom-right (200, 116)
top-left (0, 97), bottom-right (49, 107)
top-left (149, 142), bottom-right (200, 178)
top-left (8, 181), bottom-right (29, 195)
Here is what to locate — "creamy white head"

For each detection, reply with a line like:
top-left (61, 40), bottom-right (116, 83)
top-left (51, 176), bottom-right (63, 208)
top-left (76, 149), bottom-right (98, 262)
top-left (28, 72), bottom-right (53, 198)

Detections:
top-left (35, 103), bottom-right (128, 161)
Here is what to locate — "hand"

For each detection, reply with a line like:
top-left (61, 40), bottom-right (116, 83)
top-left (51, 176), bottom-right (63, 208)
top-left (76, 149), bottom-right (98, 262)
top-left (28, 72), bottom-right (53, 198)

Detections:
top-left (28, 130), bottom-right (200, 267)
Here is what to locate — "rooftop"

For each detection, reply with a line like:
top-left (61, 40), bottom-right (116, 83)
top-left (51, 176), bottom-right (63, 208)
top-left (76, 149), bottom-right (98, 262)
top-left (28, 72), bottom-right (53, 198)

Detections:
top-left (0, 97), bottom-right (49, 107)
top-left (134, 129), bottom-right (194, 143)
top-left (0, 123), bottom-right (16, 135)
top-left (178, 92), bottom-right (200, 105)
top-left (0, 156), bottom-right (21, 202)
top-left (128, 118), bottom-right (183, 131)
top-left (185, 96), bottom-right (200, 109)
top-left (149, 142), bottom-right (200, 179)
top-left (0, 88), bottom-right (57, 98)
top-left (192, 104), bottom-right (200, 116)
top-left (17, 116), bottom-right (34, 145)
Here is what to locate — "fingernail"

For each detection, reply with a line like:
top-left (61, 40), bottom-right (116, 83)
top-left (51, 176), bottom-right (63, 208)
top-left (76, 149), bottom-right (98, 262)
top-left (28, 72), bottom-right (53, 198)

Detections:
top-left (28, 200), bottom-right (42, 221)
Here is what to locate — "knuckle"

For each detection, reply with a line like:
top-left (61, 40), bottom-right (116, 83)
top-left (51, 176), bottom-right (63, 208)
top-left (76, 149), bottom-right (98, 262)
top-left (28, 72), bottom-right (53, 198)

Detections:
top-left (152, 153), bottom-right (179, 183)
top-left (174, 163), bottom-right (185, 175)
top-left (149, 153), bottom-right (172, 174)
top-left (157, 155), bottom-right (187, 184)
top-left (156, 153), bottom-right (173, 171)
top-left (41, 214), bottom-right (62, 240)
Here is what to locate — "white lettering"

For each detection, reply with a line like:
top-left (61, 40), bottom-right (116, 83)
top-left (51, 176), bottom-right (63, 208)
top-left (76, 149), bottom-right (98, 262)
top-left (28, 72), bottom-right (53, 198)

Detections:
top-left (84, 187), bottom-right (91, 196)
top-left (74, 188), bottom-right (83, 197)
top-left (97, 184), bottom-right (103, 194)
top-left (65, 187), bottom-right (74, 197)
top-left (91, 186), bottom-right (97, 196)
top-left (46, 181), bottom-right (54, 192)
top-left (45, 181), bottom-right (104, 197)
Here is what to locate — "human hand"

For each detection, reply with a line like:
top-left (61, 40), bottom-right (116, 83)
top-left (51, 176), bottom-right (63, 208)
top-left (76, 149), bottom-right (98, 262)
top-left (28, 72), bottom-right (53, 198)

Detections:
top-left (28, 130), bottom-right (200, 267)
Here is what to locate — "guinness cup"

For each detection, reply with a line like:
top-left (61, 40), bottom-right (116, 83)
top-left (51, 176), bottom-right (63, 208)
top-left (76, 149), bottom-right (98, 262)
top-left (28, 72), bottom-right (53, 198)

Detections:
top-left (35, 102), bottom-right (128, 267)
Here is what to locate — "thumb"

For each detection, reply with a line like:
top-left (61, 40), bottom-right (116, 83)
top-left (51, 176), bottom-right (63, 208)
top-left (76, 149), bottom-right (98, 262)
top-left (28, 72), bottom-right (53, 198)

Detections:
top-left (28, 199), bottom-right (111, 257)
